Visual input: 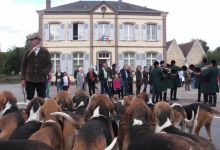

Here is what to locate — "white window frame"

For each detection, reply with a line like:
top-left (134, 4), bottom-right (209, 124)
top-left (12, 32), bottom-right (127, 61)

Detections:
top-left (146, 52), bottom-right (157, 66)
top-left (146, 24), bottom-right (157, 41)
top-left (73, 23), bottom-right (84, 40)
top-left (49, 23), bottom-right (61, 41)
top-left (51, 53), bottom-right (60, 74)
top-left (124, 24), bottom-right (135, 41)
top-left (73, 53), bottom-right (84, 70)
top-left (124, 53), bottom-right (135, 68)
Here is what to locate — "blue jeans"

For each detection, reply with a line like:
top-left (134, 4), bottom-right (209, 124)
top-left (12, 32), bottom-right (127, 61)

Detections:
top-left (122, 79), bottom-right (128, 96)
top-left (100, 79), bottom-right (111, 96)
top-left (192, 77), bottom-right (196, 89)
top-left (56, 81), bottom-right (63, 92)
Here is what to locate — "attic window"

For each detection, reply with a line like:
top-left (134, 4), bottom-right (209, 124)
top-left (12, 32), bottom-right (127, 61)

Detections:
top-left (101, 6), bottom-right (107, 13)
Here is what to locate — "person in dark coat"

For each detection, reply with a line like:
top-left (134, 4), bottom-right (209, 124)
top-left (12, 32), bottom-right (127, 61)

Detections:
top-left (142, 66), bottom-right (149, 93)
top-left (200, 59), bottom-right (219, 106)
top-left (150, 61), bottom-right (163, 103)
top-left (86, 67), bottom-right (97, 96)
top-left (160, 60), bottom-right (169, 101)
top-left (127, 66), bottom-right (134, 95)
top-left (98, 63), bottom-right (111, 96)
top-left (169, 60), bottom-right (181, 101)
top-left (20, 33), bottom-right (52, 101)
top-left (135, 65), bottom-right (143, 95)
top-left (120, 64), bottom-right (129, 96)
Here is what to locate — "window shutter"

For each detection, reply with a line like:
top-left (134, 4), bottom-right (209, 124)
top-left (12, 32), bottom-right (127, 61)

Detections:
top-left (83, 23), bottom-right (89, 41)
top-left (141, 24), bottom-right (147, 41)
top-left (118, 53), bottom-right (124, 69)
top-left (109, 23), bottom-right (114, 41)
top-left (156, 53), bottom-right (163, 61)
top-left (67, 53), bottom-right (73, 75)
top-left (135, 24), bottom-right (139, 41)
top-left (60, 23), bottom-right (65, 41)
top-left (135, 53), bottom-right (142, 67)
top-left (119, 24), bottom-right (124, 41)
top-left (93, 23), bottom-right (99, 40)
top-left (60, 53), bottom-right (67, 72)
top-left (84, 53), bottom-right (90, 73)
top-left (141, 53), bottom-right (146, 68)
top-left (43, 24), bottom-right (49, 41)
top-left (67, 23), bottom-right (73, 40)
top-left (157, 24), bottom-right (162, 41)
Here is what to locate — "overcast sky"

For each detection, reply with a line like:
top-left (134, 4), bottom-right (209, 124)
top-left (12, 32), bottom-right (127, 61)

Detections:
top-left (0, 0), bottom-right (219, 51)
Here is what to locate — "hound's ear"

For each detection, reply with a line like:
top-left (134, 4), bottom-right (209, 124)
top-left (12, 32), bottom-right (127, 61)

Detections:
top-left (170, 108), bottom-right (175, 122)
top-left (39, 107), bottom-right (45, 122)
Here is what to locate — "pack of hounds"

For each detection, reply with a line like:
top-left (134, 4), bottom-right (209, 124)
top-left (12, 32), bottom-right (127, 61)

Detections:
top-left (0, 90), bottom-right (219, 150)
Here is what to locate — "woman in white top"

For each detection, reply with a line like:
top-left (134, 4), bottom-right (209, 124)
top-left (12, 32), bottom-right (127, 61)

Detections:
top-left (62, 72), bottom-right (70, 91)
top-left (76, 67), bottom-right (85, 91)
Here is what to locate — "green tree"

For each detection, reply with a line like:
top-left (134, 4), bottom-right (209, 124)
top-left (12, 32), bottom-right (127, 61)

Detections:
top-left (207, 46), bottom-right (220, 65)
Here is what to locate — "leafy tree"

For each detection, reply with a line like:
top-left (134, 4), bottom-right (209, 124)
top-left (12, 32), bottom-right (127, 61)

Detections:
top-left (207, 46), bottom-right (220, 65)
top-left (191, 39), bottom-right (209, 53)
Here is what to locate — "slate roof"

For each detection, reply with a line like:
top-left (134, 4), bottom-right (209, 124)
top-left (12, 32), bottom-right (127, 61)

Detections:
top-left (166, 40), bottom-right (173, 49)
top-left (40, 1), bottom-right (162, 14)
top-left (179, 41), bottom-right (194, 57)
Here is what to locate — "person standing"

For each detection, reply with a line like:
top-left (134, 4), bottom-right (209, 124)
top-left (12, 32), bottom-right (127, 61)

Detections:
top-left (142, 66), bottom-right (149, 93)
top-left (120, 64), bottom-right (129, 96)
top-left (86, 67), bottom-right (97, 96)
top-left (200, 59), bottom-right (219, 106)
top-left (113, 73), bottom-right (121, 100)
top-left (160, 60), bottom-right (169, 101)
top-left (98, 63), bottom-right (111, 96)
top-left (20, 33), bottom-right (52, 102)
top-left (46, 71), bottom-right (52, 98)
top-left (76, 67), bottom-right (85, 91)
top-left (62, 72), bottom-right (70, 91)
top-left (55, 69), bottom-right (63, 92)
top-left (169, 60), bottom-right (181, 101)
top-left (74, 65), bottom-right (80, 88)
top-left (150, 61), bottom-right (163, 103)
top-left (135, 65), bottom-right (143, 95)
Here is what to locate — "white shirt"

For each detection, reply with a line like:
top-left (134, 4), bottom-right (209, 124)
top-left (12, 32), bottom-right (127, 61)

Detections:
top-left (63, 76), bottom-right (69, 86)
top-left (32, 45), bottom-right (40, 55)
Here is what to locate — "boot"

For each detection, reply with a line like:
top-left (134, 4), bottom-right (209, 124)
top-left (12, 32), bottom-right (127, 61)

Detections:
top-left (170, 89), bottom-right (173, 100)
top-left (208, 94), bottom-right (213, 106)
top-left (163, 91), bottom-right (167, 101)
top-left (173, 89), bottom-right (178, 101)
top-left (155, 93), bottom-right (160, 103)
top-left (197, 90), bottom-right (201, 102)
top-left (212, 94), bottom-right (217, 107)
top-left (204, 94), bottom-right (208, 104)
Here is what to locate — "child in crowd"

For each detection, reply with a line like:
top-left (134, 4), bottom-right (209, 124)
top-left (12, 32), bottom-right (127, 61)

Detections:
top-left (62, 72), bottom-right (70, 91)
top-left (113, 73), bottom-right (121, 101)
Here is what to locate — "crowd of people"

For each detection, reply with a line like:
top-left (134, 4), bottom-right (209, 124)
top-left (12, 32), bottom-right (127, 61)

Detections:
top-left (20, 33), bottom-right (220, 107)
top-left (51, 58), bottom-right (219, 107)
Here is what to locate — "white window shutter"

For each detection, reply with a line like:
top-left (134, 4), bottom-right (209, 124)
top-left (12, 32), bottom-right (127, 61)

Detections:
top-left (141, 24), bottom-right (147, 41)
top-left (60, 53), bottom-right (67, 72)
top-left (83, 23), bottom-right (89, 41)
top-left (118, 53), bottom-right (124, 69)
top-left (119, 24), bottom-right (124, 41)
top-left (66, 53), bottom-right (73, 75)
top-left (94, 23), bottom-right (99, 40)
top-left (67, 23), bottom-right (73, 40)
top-left (109, 23), bottom-right (114, 41)
top-left (60, 23), bottom-right (65, 41)
top-left (84, 53), bottom-right (90, 73)
top-left (43, 24), bottom-right (49, 41)
top-left (141, 53), bottom-right (146, 68)
top-left (157, 24), bottom-right (162, 41)
top-left (135, 53), bottom-right (142, 67)
top-left (135, 24), bottom-right (139, 41)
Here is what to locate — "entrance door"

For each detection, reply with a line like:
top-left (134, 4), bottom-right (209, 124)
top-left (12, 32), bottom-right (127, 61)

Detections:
top-left (98, 53), bottom-right (110, 67)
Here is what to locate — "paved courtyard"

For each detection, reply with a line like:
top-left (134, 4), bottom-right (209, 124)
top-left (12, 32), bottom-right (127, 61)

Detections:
top-left (0, 83), bottom-right (220, 149)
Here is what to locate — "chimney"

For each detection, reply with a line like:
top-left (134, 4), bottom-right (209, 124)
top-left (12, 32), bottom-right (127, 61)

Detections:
top-left (46, 0), bottom-right (51, 9)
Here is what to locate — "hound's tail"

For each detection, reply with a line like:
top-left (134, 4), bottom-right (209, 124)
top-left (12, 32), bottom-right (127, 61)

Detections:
top-left (210, 108), bottom-right (220, 117)
top-left (104, 137), bottom-right (118, 150)
top-left (50, 112), bottom-right (75, 123)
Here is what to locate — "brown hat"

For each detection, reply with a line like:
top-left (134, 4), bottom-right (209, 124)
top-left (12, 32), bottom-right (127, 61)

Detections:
top-left (27, 32), bottom-right (41, 41)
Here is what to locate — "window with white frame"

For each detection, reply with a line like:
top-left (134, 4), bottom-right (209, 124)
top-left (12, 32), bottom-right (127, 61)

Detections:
top-left (51, 53), bottom-right (60, 74)
top-left (146, 52), bottom-right (157, 66)
top-left (124, 53), bottom-right (135, 68)
top-left (146, 24), bottom-right (157, 41)
top-left (49, 24), bottom-right (60, 40)
top-left (124, 24), bottom-right (135, 41)
top-left (98, 23), bottom-right (110, 38)
top-left (73, 23), bottom-right (84, 40)
top-left (73, 53), bottom-right (84, 70)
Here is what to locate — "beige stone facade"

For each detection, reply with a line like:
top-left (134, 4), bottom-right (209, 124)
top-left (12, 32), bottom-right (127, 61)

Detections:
top-left (166, 39), bottom-right (206, 66)
top-left (38, 1), bottom-right (167, 75)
